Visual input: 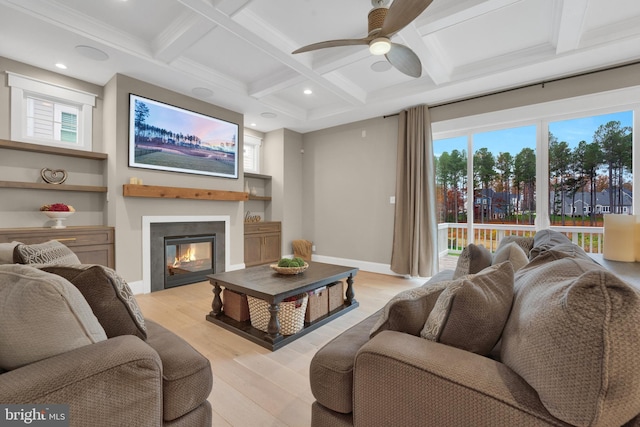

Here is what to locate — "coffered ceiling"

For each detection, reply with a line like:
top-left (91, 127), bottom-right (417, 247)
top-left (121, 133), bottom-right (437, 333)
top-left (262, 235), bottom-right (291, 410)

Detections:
top-left (1, 0), bottom-right (639, 134)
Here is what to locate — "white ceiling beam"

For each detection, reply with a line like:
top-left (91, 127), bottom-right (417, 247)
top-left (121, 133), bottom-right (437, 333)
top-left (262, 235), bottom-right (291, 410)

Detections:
top-left (178, 0), bottom-right (366, 106)
top-left (417, 0), bottom-right (523, 34)
top-left (152, 10), bottom-right (216, 63)
top-left (553, 0), bottom-right (588, 54)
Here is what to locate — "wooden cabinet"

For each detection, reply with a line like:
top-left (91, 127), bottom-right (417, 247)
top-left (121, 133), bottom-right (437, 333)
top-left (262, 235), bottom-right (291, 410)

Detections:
top-left (0, 226), bottom-right (115, 268)
top-left (244, 221), bottom-right (281, 267)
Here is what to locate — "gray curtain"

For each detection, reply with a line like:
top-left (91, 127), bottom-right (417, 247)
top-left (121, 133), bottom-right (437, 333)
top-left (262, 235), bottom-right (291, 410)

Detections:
top-left (390, 105), bottom-right (438, 277)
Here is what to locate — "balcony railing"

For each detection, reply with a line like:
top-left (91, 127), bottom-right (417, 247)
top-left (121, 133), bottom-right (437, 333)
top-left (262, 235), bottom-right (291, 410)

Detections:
top-left (438, 222), bottom-right (604, 255)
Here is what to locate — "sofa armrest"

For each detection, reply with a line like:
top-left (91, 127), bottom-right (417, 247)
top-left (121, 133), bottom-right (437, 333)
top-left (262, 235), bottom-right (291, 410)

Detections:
top-left (353, 331), bottom-right (570, 427)
top-left (0, 335), bottom-right (163, 427)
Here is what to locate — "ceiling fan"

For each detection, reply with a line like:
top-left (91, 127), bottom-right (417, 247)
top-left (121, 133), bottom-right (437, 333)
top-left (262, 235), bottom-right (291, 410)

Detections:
top-left (292, 0), bottom-right (433, 78)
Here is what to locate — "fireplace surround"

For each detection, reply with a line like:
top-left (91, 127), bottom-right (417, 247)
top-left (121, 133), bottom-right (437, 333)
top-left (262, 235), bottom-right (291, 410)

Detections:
top-left (143, 216), bottom-right (230, 293)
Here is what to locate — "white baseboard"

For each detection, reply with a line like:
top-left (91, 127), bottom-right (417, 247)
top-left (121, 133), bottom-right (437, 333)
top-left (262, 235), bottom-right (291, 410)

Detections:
top-left (311, 254), bottom-right (402, 277)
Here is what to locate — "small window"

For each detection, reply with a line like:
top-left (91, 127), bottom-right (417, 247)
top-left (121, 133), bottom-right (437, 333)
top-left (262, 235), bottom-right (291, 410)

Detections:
top-left (8, 72), bottom-right (96, 151)
top-left (244, 134), bottom-right (262, 173)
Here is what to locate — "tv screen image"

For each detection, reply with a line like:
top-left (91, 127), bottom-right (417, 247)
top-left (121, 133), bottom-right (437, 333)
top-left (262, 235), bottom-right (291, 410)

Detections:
top-left (128, 94), bottom-right (239, 179)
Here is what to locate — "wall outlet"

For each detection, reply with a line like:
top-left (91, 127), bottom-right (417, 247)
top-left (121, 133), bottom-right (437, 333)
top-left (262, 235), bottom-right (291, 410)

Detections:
top-left (312, 245), bottom-right (316, 252)
top-left (389, 196), bottom-right (396, 204)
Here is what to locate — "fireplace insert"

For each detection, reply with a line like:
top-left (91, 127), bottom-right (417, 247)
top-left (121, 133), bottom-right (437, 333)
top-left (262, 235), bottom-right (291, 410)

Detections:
top-left (164, 234), bottom-right (215, 288)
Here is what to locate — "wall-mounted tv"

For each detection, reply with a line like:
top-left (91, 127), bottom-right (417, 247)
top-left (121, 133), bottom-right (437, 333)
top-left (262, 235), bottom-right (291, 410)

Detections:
top-left (128, 94), bottom-right (239, 179)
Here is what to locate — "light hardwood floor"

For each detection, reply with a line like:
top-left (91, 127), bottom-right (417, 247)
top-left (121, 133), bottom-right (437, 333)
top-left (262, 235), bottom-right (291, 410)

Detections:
top-left (135, 270), bottom-right (428, 427)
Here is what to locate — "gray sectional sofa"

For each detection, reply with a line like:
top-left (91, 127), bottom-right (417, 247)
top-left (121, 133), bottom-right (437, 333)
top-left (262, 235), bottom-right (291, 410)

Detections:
top-left (309, 230), bottom-right (640, 427)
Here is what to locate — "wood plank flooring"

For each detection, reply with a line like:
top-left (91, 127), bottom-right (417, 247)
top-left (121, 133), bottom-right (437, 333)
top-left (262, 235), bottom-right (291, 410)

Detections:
top-left (135, 270), bottom-right (427, 427)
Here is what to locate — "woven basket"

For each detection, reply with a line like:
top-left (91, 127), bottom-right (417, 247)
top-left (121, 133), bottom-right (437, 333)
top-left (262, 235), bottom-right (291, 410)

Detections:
top-left (270, 262), bottom-right (309, 275)
top-left (247, 294), bottom-right (308, 335)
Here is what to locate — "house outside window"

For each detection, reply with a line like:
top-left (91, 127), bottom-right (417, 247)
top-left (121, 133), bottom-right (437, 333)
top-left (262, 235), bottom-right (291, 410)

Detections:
top-left (8, 72), bottom-right (96, 151)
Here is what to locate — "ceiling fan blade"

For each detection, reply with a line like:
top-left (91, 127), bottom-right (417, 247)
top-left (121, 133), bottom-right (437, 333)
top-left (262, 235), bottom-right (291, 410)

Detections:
top-left (385, 43), bottom-right (422, 77)
top-left (292, 38), bottom-right (370, 54)
top-left (380, 0), bottom-right (434, 37)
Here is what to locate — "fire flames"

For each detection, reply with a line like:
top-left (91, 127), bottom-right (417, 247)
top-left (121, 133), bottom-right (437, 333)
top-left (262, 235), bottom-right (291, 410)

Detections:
top-left (172, 246), bottom-right (197, 268)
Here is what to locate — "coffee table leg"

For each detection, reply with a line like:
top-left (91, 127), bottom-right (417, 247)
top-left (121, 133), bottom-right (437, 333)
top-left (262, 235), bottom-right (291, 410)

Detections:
top-left (210, 283), bottom-right (223, 316)
top-left (266, 302), bottom-right (282, 343)
top-left (345, 274), bottom-right (357, 306)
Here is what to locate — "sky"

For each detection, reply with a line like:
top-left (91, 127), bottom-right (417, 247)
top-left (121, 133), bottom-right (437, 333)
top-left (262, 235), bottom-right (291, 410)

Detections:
top-left (434, 110), bottom-right (633, 157)
top-left (131, 95), bottom-right (238, 145)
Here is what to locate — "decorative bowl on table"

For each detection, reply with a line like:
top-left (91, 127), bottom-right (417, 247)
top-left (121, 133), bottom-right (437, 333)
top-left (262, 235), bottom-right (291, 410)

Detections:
top-left (270, 260), bottom-right (309, 275)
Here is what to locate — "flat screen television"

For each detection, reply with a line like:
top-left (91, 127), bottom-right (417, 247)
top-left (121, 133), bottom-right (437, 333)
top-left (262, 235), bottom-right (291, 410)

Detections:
top-left (128, 93), bottom-right (239, 179)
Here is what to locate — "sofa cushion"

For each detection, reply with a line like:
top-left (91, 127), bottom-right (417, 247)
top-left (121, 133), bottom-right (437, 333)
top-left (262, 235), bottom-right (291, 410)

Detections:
top-left (501, 257), bottom-right (640, 427)
top-left (0, 264), bottom-right (107, 370)
top-left (528, 228), bottom-right (590, 261)
top-left (370, 284), bottom-right (447, 338)
top-left (310, 313), bottom-right (380, 414)
top-left (421, 261), bottom-right (514, 355)
top-left (453, 243), bottom-right (492, 279)
top-left (493, 241), bottom-right (528, 272)
top-left (496, 235), bottom-right (534, 256)
top-left (40, 264), bottom-right (146, 340)
top-left (13, 240), bottom-right (81, 265)
top-left (0, 241), bottom-right (20, 264)
top-left (144, 320), bottom-right (212, 422)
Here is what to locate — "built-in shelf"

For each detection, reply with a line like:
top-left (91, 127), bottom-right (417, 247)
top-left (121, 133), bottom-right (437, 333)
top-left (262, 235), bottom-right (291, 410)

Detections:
top-left (0, 138), bottom-right (108, 160)
top-left (0, 181), bottom-right (107, 193)
top-left (248, 194), bottom-right (272, 201)
top-left (123, 184), bottom-right (249, 202)
top-left (244, 172), bottom-right (271, 180)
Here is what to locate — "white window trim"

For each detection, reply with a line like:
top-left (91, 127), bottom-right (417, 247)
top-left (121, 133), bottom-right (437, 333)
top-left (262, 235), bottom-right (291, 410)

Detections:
top-left (243, 134), bottom-right (262, 173)
top-left (8, 72), bottom-right (96, 151)
top-left (432, 85), bottom-right (640, 231)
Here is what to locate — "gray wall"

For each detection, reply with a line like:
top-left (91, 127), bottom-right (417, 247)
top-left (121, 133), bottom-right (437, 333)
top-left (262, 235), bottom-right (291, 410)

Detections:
top-left (301, 117), bottom-right (399, 265)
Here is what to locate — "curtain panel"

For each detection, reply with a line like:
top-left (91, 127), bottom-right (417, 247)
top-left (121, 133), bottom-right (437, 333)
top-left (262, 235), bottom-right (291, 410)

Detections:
top-left (390, 105), bottom-right (438, 277)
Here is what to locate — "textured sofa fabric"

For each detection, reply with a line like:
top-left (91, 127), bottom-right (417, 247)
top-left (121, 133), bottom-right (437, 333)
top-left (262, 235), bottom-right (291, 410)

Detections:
top-left (40, 264), bottom-right (147, 340)
top-left (310, 230), bottom-right (640, 427)
top-left (0, 265), bottom-right (107, 370)
top-left (453, 243), bottom-right (492, 278)
top-left (0, 264), bottom-right (212, 427)
top-left (13, 240), bottom-right (81, 264)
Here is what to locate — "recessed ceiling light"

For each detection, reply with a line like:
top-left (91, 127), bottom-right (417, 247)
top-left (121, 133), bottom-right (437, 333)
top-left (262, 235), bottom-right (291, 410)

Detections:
top-left (303, 89), bottom-right (313, 95)
top-left (75, 45), bottom-right (109, 61)
top-left (261, 112), bottom-right (277, 119)
top-left (191, 87), bottom-right (214, 98)
top-left (371, 60), bottom-right (392, 72)
top-left (250, 123), bottom-right (257, 127)
top-left (55, 63), bottom-right (67, 70)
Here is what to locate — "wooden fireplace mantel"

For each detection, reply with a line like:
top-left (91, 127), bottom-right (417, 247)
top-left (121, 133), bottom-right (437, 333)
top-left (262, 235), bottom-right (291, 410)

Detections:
top-left (123, 184), bottom-right (248, 202)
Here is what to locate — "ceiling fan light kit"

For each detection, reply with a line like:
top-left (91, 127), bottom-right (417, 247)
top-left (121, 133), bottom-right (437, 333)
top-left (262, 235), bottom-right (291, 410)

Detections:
top-left (369, 37), bottom-right (391, 55)
top-left (292, 0), bottom-right (432, 78)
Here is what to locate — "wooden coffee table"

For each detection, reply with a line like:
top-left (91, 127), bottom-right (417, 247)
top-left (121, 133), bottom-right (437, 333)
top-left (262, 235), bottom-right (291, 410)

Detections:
top-left (205, 261), bottom-right (358, 350)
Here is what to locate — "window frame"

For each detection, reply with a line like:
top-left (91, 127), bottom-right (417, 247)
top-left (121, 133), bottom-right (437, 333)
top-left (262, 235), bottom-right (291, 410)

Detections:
top-left (243, 134), bottom-right (262, 174)
top-left (8, 72), bottom-right (96, 151)
top-left (432, 85), bottom-right (640, 239)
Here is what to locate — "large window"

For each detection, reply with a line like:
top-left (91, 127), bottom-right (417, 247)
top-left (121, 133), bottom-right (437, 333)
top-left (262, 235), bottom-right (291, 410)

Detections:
top-left (549, 111), bottom-right (633, 226)
top-left (432, 86), bottom-right (638, 249)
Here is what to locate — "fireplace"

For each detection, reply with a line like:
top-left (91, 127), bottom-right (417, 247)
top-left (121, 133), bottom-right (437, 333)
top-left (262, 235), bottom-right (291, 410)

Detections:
top-left (165, 234), bottom-right (215, 288)
top-left (145, 217), bottom-right (228, 293)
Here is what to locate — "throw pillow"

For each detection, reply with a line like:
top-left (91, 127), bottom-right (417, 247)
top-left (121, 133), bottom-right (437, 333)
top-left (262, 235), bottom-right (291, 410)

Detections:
top-left (0, 241), bottom-right (21, 264)
top-left (0, 264), bottom-right (107, 371)
top-left (501, 257), bottom-right (640, 427)
top-left (496, 235), bottom-right (534, 256)
top-left (453, 243), bottom-right (492, 279)
top-left (13, 240), bottom-right (81, 265)
top-left (370, 283), bottom-right (448, 337)
top-left (40, 264), bottom-right (147, 340)
top-left (493, 241), bottom-right (528, 272)
top-left (421, 261), bottom-right (514, 355)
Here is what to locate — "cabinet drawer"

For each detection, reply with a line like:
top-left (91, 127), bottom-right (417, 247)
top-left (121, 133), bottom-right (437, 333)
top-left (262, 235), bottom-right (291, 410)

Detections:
top-left (0, 228), bottom-right (114, 247)
top-left (244, 221), bottom-right (281, 234)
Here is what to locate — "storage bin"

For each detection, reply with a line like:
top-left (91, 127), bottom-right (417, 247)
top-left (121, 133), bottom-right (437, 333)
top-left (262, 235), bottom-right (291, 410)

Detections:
top-left (305, 286), bottom-right (328, 323)
top-left (328, 281), bottom-right (345, 312)
top-left (223, 288), bottom-right (250, 322)
top-left (247, 294), bottom-right (308, 335)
